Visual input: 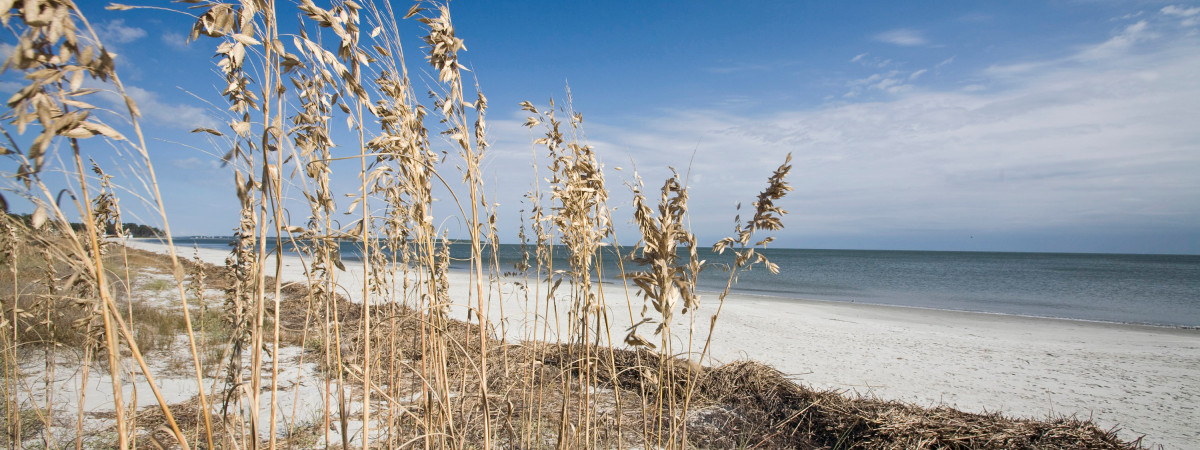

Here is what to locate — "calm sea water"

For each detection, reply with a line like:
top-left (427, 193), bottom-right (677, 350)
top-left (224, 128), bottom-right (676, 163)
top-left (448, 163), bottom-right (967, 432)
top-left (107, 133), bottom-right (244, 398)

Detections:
top-left (172, 238), bottom-right (1200, 328)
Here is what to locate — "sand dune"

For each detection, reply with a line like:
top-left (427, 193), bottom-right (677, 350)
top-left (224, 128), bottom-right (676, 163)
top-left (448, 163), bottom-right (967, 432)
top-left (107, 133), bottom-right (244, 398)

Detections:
top-left (132, 238), bottom-right (1200, 448)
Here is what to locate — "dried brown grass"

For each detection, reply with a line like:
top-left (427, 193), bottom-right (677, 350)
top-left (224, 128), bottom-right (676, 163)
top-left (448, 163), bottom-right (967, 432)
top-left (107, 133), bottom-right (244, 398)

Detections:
top-left (0, 1), bottom-right (1150, 449)
top-left (268, 271), bottom-right (1143, 449)
top-left (0, 239), bottom-right (1143, 449)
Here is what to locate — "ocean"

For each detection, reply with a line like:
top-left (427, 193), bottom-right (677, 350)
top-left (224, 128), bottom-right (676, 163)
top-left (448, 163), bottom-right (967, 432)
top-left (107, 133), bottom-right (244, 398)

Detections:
top-left (171, 238), bottom-right (1200, 328)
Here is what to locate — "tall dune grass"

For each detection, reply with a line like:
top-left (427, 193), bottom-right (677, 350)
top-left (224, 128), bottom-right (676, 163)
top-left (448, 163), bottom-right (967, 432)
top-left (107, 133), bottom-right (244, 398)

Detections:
top-left (0, 2), bottom-right (1145, 450)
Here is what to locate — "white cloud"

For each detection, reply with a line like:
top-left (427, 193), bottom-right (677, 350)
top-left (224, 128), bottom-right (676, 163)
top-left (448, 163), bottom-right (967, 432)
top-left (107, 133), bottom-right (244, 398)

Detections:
top-left (985, 17), bottom-right (1158, 77)
top-left (126, 86), bottom-right (218, 130)
top-left (848, 53), bottom-right (894, 69)
top-left (1161, 5), bottom-right (1200, 17)
top-left (909, 69), bottom-right (927, 80)
top-left (162, 32), bottom-right (190, 50)
top-left (1078, 20), bottom-right (1153, 60)
top-left (1116, 11), bottom-right (1145, 21)
top-left (1161, 5), bottom-right (1200, 26)
top-left (535, 23), bottom-right (1200, 246)
top-left (171, 157), bottom-right (222, 171)
top-left (97, 19), bottom-right (147, 44)
top-left (845, 71), bottom-right (914, 96)
top-left (96, 85), bottom-right (219, 130)
top-left (984, 60), bottom-right (1052, 77)
top-left (873, 28), bottom-right (928, 46)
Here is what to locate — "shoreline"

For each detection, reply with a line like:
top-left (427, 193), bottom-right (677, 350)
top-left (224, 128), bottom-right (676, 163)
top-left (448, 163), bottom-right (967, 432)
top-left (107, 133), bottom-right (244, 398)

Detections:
top-left (124, 238), bottom-right (1200, 448)
top-left (722, 288), bottom-right (1200, 332)
top-left (153, 239), bottom-right (1200, 330)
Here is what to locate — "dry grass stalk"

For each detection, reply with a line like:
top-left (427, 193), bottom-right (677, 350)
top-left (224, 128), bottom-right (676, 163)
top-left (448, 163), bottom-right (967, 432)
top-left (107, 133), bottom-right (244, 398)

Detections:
top-left (621, 167), bottom-right (703, 448)
top-left (2, 1), bottom-right (202, 447)
top-left (702, 153), bottom-right (794, 362)
top-left (409, 2), bottom-right (498, 445)
top-left (0, 2), bottom-right (1152, 449)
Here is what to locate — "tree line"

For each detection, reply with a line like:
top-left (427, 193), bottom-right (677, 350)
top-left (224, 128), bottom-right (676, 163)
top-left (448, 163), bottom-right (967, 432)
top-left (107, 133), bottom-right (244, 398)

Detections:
top-left (5, 213), bottom-right (164, 238)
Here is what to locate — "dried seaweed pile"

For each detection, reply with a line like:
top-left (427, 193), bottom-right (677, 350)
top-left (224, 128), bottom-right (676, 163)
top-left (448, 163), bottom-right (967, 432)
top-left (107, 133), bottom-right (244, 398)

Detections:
top-left (272, 281), bottom-right (1143, 448)
top-left (53, 247), bottom-right (1142, 449)
top-left (684, 361), bottom-right (1138, 449)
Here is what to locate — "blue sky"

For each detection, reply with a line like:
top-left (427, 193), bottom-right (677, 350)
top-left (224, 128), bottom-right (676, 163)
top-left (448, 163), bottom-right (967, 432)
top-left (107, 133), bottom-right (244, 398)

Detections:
top-left (2, 1), bottom-right (1198, 254)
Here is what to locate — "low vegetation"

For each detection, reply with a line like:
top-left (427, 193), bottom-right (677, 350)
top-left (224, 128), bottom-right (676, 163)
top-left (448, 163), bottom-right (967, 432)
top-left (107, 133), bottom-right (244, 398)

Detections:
top-left (0, 1), bottom-right (1145, 448)
top-left (4, 214), bottom-right (165, 238)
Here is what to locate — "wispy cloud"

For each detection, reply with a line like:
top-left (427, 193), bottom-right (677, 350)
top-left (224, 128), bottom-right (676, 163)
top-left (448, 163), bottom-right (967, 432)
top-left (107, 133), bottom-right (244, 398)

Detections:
top-left (128, 86), bottom-right (219, 130)
top-left (990, 15), bottom-right (1166, 76)
top-left (848, 52), bottom-right (895, 69)
top-left (844, 66), bottom-right (932, 97)
top-left (873, 28), bottom-right (928, 46)
top-left (845, 71), bottom-right (913, 96)
top-left (522, 19), bottom-right (1200, 249)
top-left (97, 19), bottom-right (147, 44)
top-left (1161, 4), bottom-right (1200, 26)
top-left (171, 156), bottom-right (222, 171)
top-left (95, 85), bottom-right (219, 130)
top-left (1078, 20), bottom-right (1153, 60)
top-left (162, 32), bottom-right (190, 50)
top-left (1115, 11), bottom-right (1145, 21)
top-left (983, 60), bottom-right (1053, 78)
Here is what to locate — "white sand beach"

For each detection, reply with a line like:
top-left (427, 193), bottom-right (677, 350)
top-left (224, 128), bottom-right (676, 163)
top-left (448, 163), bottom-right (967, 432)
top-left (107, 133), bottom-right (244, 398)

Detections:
top-left (128, 239), bottom-right (1200, 448)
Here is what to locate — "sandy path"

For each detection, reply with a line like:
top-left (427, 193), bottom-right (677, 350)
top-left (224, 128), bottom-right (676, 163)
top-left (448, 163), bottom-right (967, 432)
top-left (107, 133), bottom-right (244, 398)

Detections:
top-left (131, 238), bottom-right (1200, 448)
